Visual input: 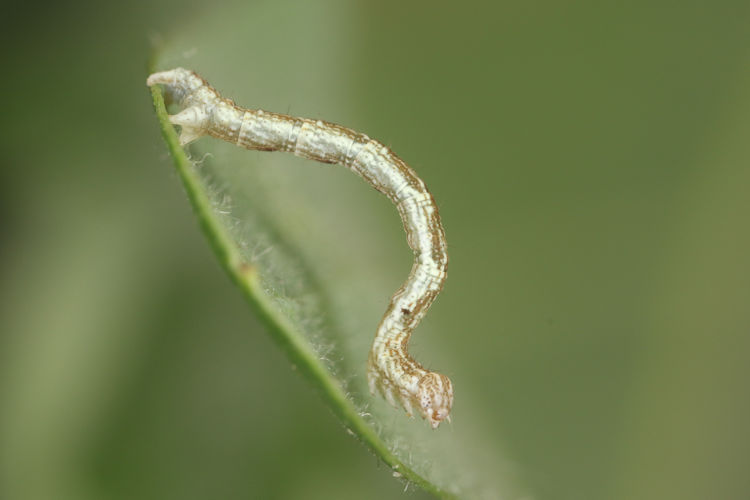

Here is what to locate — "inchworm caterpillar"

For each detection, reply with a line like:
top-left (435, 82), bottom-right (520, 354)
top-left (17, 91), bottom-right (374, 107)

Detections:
top-left (147, 68), bottom-right (453, 428)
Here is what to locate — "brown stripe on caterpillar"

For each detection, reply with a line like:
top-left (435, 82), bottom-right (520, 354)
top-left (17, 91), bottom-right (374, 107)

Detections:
top-left (147, 68), bottom-right (453, 429)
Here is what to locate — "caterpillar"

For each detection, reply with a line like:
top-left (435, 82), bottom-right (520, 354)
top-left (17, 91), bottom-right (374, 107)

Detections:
top-left (147, 68), bottom-right (453, 428)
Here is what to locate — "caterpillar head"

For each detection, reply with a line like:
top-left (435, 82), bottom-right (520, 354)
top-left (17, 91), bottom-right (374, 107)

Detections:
top-left (416, 372), bottom-right (453, 429)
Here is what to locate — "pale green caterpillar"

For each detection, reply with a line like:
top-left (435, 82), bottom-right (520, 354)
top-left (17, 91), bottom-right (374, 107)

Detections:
top-left (148, 68), bottom-right (453, 428)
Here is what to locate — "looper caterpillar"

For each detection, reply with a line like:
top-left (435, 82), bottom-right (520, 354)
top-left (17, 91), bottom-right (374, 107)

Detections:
top-left (147, 68), bottom-right (453, 428)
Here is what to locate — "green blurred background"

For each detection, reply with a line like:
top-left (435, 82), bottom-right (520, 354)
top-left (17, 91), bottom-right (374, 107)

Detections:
top-left (2, 1), bottom-right (749, 499)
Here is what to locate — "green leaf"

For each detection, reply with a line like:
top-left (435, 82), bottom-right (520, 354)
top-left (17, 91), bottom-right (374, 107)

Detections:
top-left (148, 1), bottom-right (519, 498)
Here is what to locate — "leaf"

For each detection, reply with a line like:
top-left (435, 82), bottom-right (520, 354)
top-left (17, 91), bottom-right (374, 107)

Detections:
top-left (148, 1), bottom-right (520, 498)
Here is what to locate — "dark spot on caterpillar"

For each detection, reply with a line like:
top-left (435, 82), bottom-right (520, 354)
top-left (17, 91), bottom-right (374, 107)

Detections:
top-left (401, 308), bottom-right (411, 315)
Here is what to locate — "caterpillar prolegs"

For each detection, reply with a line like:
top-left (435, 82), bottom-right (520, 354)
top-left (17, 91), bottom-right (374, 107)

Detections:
top-left (147, 68), bottom-right (453, 428)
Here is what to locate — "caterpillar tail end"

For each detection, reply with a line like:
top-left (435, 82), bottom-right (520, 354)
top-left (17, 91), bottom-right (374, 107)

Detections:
top-left (146, 67), bottom-right (192, 88)
top-left (147, 68), bottom-right (210, 145)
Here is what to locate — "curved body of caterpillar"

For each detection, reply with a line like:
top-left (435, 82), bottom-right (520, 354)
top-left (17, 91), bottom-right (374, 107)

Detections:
top-left (147, 68), bottom-right (453, 428)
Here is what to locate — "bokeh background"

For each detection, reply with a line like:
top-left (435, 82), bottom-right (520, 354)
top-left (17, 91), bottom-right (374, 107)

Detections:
top-left (2, 1), bottom-right (749, 499)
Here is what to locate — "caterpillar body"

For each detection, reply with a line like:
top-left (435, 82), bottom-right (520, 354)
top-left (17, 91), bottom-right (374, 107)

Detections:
top-left (147, 68), bottom-right (453, 428)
